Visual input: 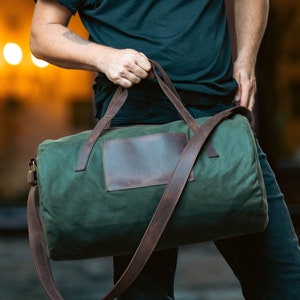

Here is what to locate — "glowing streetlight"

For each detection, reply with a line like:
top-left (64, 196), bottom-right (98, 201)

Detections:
top-left (3, 42), bottom-right (23, 65)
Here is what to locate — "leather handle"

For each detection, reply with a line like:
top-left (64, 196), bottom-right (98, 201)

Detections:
top-left (150, 60), bottom-right (199, 132)
top-left (27, 106), bottom-right (253, 300)
top-left (75, 60), bottom-right (200, 172)
top-left (103, 59), bottom-right (183, 130)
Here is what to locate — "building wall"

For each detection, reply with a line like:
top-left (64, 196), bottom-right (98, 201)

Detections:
top-left (0, 1), bottom-right (94, 203)
top-left (256, 0), bottom-right (300, 165)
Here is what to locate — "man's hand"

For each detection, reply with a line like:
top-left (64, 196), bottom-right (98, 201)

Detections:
top-left (233, 58), bottom-right (257, 111)
top-left (100, 49), bottom-right (152, 88)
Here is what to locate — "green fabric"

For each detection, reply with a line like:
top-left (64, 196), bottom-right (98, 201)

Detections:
top-left (36, 113), bottom-right (268, 261)
top-left (57, 0), bottom-right (237, 101)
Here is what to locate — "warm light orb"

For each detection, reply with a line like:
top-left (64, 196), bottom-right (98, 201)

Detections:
top-left (3, 43), bottom-right (23, 65)
top-left (31, 54), bottom-right (49, 68)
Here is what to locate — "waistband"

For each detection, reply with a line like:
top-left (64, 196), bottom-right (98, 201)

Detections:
top-left (127, 81), bottom-right (235, 106)
top-left (177, 89), bottom-right (235, 106)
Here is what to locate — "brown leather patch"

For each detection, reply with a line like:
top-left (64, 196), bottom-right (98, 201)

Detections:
top-left (102, 132), bottom-right (194, 191)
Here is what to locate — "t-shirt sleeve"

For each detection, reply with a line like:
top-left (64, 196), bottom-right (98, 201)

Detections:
top-left (56, 0), bottom-right (82, 15)
top-left (33, 0), bottom-right (81, 15)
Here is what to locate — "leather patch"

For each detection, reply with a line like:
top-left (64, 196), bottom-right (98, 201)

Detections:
top-left (102, 133), bottom-right (194, 191)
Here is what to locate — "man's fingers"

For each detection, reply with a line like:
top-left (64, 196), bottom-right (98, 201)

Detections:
top-left (136, 52), bottom-right (152, 72)
top-left (234, 69), bottom-right (257, 110)
top-left (129, 52), bottom-right (151, 79)
top-left (248, 81), bottom-right (257, 111)
top-left (112, 72), bottom-right (141, 88)
top-left (128, 63), bottom-right (150, 80)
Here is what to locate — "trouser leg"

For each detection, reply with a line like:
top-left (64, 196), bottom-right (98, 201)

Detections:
top-left (113, 248), bottom-right (178, 300)
top-left (215, 142), bottom-right (300, 299)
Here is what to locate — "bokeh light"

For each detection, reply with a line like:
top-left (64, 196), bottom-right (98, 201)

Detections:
top-left (3, 42), bottom-right (23, 65)
top-left (31, 54), bottom-right (49, 68)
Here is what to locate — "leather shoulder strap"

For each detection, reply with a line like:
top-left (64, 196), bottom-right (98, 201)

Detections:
top-left (27, 185), bottom-right (64, 300)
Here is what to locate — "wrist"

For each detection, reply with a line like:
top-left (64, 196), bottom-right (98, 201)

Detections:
top-left (85, 43), bottom-right (115, 73)
top-left (235, 49), bottom-right (257, 66)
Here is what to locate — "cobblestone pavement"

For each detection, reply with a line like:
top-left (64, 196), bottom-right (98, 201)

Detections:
top-left (0, 233), bottom-right (243, 300)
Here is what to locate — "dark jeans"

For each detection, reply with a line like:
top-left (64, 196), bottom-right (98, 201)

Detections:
top-left (100, 93), bottom-right (300, 300)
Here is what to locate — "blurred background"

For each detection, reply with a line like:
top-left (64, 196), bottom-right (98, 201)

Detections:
top-left (0, 0), bottom-right (299, 299)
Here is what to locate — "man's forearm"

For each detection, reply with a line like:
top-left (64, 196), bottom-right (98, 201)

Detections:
top-left (30, 24), bottom-right (110, 72)
top-left (234, 0), bottom-right (269, 64)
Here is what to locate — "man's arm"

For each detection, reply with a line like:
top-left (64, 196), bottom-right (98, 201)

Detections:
top-left (233, 0), bottom-right (269, 110)
top-left (30, 0), bottom-right (151, 87)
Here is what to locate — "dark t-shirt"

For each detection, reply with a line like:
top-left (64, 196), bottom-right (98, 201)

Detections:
top-left (57, 0), bottom-right (237, 106)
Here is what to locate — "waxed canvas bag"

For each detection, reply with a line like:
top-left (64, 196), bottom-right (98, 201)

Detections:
top-left (27, 60), bottom-right (268, 300)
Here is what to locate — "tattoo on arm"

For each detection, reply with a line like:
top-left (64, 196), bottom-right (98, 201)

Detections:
top-left (63, 30), bottom-right (90, 45)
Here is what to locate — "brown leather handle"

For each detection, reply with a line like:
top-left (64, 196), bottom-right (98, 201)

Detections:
top-left (75, 86), bottom-right (128, 171)
top-left (75, 60), bottom-right (200, 172)
top-left (27, 105), bottom-right (253, 300)
top-left (103, 59), bottom-right (183, 130)
top-left (150, 60), bottom-right (200, 132)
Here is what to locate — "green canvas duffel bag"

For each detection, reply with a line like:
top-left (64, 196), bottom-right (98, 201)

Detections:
top-left (27, 61), bottom-right (268, 300)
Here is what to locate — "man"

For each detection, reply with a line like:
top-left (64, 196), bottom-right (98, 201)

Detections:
top-left (31, 1), bottom-right (300, 299)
